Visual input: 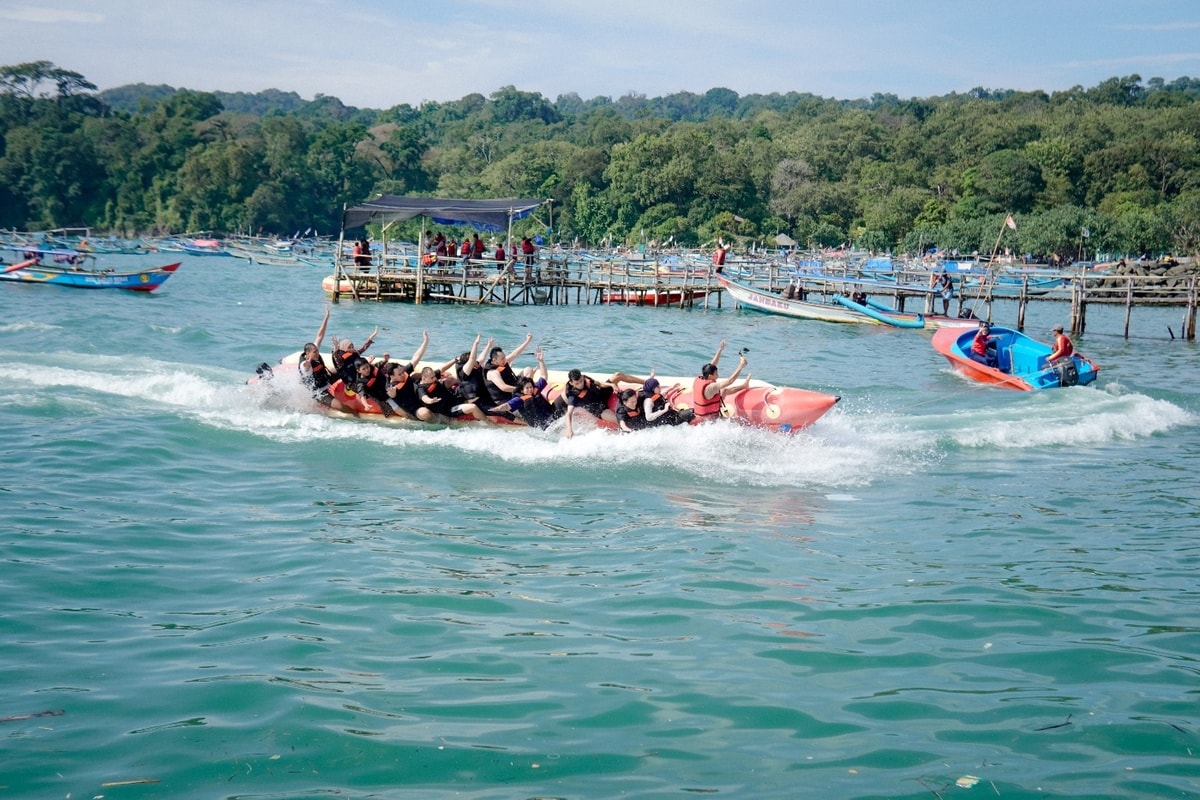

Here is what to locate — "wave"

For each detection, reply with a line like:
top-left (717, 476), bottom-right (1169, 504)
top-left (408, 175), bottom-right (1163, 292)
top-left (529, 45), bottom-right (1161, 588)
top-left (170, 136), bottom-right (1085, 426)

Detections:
top-left (1, 356), bottom-right (1194, 489)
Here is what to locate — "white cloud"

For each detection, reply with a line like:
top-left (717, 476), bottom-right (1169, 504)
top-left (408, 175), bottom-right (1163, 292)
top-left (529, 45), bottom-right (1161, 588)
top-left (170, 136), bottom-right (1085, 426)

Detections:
top-left (2, 0), bottom-right (1198, 108)
top-left (0, 5), bottom-right (103, 23)
top-left (1113, 20), bottom-right (1200, 32)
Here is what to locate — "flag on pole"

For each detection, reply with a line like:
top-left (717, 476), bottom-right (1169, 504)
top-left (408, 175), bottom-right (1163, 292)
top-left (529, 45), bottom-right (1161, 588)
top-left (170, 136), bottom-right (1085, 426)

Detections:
top-left (1005, 215), bottom-right (1017, 230)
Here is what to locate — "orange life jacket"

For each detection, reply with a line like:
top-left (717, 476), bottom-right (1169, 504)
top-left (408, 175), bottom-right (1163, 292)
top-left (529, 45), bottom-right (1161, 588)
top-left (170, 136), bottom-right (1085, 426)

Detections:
top-left (692, 377), bottom-right (721, 418)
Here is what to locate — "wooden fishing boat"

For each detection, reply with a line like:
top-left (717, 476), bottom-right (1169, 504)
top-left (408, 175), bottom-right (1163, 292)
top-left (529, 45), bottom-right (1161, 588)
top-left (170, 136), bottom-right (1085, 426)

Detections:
top-left (931, 325), bottom-right (1099, 390)
top-left (181, 238), bottom-right (233, 257)
top-left (719, 274), bottom-right (883, 324)
top-left (1, 258), bottom-right (181, 292)
top-left (254, 353), bottom-right (840, 434)
top-left (601, 287), bottom-right (712, 306)
top-left (956, 272), bottom-right (1065, 297)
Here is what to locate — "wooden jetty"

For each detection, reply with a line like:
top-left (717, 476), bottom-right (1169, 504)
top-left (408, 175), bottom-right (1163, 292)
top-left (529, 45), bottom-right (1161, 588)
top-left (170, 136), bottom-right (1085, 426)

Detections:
top-left (326, 233), bottom-right (1198, 341)
top-left (326, 254), bottom-right (724, 309)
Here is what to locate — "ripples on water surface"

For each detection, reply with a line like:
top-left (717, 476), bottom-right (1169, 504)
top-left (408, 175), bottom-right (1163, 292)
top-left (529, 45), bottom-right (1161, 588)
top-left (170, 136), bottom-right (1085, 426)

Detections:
top-left (2, 257), bottom-right (1198, 798)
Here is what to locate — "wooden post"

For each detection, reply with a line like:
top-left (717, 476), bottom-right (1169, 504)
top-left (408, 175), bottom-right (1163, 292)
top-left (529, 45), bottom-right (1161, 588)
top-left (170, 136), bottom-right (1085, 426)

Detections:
top-left (1186, 276), bottom-right (1198, 341)
top-left (332, 211), bottom-right (346, 304)
top-left (415, 218), bottom-right (426, 305)
top-left (1016, 276), bottom-right (1028, 331)
top-left (1079, 291), bottom-right (1088, 333)
top-left (1071, 278), bottom-right (1088, 334)
top-left (1123, 277), bottom-right (1134, 340)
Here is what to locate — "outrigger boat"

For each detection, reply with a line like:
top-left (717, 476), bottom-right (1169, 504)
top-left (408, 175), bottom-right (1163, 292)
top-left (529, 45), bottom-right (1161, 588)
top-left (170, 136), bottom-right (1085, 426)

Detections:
top-left (2, 252), bottom-right (181, 292)
top-left (601, 287), bottom-right (712, 306)
top-left (719, 274), bottom-right (885, 324)
top-left (857, 298), bottom-right (980, 330)
top-left (931, 325), bottom-right (1099, 390)
top-left (254, 352), bottom-right (840, 434)
top-left (833, 294), bottom-right (926, 328)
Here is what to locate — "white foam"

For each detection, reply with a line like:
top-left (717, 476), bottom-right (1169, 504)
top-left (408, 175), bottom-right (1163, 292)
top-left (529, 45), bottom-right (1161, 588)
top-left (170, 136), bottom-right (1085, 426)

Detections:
top-left (2, 356), bottom-right (1193, 489)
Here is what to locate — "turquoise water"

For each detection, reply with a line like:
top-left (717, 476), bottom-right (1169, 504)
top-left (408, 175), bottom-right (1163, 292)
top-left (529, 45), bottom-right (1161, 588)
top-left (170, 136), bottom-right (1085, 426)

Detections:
top-left (2, 255), bottom-right (1198, 799)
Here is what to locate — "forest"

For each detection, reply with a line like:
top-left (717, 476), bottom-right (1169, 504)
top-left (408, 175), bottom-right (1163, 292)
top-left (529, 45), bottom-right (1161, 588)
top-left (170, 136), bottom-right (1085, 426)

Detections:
top-left (2, 59), bottom-right (1199, 259)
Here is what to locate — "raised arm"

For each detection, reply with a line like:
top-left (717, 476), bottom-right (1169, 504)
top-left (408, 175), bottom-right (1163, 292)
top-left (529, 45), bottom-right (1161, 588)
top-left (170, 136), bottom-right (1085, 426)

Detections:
top-left (464, 334), bottom-right (483, 371)
top-left (710, 339), bottom-right (727, 368)
top-left (722, 372), bottom-right (752, 397)
top-left (534, 347), bottom-right (548, 383)
top-left (409, 330), bottom-right (430, 366)
top-left (356, 326), bottom-right (379, 355)
top-left (312, 305), bottom-right (331, 349)
top-left (718, 353), bottom-right (748, 390)
top-left (507, 332), bottom-right (534, 363)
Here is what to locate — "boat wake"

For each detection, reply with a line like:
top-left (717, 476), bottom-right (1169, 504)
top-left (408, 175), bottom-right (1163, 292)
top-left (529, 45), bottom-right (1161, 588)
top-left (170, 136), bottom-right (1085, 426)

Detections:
top-left (931, 381), bottom-right (1194, 449)
top-left (2, 357), bottom-right (1193, 489)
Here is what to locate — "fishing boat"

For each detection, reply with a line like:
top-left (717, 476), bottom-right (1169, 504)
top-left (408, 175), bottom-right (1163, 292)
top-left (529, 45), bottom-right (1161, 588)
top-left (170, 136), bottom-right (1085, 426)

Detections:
top-left (958, 273), bottom-right (1064, 297)
top-left (833, 294), bottom-right (925, 328)
top-left (719, 274), bottom-right (883, 324)
top-left (601, 287), bottom-right (712, 306)
top-left (860, 298), bottom-right (980, 330)
top-left (253, 354), bottom-right (840, 434)
top-left (1, 256), bottom-right (181, 292)
top-left (181, 238), bottom-right (233, 257)
top-left (931, 325), bottom-right (1099, 390)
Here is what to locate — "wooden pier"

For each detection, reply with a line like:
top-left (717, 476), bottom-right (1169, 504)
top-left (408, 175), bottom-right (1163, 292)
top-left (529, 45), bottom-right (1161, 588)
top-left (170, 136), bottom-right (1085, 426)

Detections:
top-left (327, 252), bottom-right (1199, 340)
top-left (327, 256), bottom-right (724, 309)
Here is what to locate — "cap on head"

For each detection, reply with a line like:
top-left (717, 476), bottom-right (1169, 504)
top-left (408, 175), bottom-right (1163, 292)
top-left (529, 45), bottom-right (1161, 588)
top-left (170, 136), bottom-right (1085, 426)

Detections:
top-left (1053, 324), bottom-right (1064, 332)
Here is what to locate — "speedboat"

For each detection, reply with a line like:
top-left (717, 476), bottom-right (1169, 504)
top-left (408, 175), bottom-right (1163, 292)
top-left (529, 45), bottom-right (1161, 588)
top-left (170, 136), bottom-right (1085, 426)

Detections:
top-left (931, 325), bottom-right (1099, 390)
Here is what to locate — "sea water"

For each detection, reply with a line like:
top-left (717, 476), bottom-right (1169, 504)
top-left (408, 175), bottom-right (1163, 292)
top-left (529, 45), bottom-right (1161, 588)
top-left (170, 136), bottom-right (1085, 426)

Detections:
top-left (1, 255), bottom-right (1198, 799)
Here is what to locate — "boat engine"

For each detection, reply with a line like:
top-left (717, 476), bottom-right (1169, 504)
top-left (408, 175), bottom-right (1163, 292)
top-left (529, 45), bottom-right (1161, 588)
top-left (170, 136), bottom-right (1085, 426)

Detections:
top-left (1054, 358), bottom-right (1079, 387)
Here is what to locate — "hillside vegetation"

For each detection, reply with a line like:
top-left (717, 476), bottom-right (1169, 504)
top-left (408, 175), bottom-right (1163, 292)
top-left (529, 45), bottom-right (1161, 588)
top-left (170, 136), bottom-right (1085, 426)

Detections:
top-left (2, 60), bottom-right (1198, 258)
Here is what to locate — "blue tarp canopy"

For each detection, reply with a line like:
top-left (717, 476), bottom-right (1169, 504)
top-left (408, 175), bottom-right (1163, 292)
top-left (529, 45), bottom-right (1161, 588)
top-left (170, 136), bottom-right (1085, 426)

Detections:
top-left (342, 195), bottom-right (546, 232)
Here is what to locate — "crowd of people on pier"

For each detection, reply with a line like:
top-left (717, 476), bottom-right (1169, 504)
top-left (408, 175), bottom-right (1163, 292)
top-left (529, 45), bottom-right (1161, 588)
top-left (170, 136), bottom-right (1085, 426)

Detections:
top-left (415, 233), bottom-right (541, 272)
top-left (283, 307), bottom-right (751, 434)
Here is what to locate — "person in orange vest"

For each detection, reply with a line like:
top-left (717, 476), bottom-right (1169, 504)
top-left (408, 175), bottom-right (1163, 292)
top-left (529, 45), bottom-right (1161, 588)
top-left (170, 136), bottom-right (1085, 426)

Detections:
top-left (692, 340), bottom-right (750, 422)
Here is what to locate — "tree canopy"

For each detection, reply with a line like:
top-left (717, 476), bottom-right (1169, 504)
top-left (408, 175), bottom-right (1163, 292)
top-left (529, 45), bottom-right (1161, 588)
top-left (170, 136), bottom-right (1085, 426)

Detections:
top-left (2, 61), bottom-right (1198, 258)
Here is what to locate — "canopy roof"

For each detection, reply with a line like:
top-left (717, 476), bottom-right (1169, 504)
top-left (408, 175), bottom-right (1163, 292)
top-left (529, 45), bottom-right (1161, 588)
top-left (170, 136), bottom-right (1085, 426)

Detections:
top-left (343, 195), bottom-right (546, 232)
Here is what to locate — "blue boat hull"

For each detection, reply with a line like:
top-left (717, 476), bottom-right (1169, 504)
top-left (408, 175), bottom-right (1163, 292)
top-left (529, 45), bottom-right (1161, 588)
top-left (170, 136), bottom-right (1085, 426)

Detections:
top-left (931, 325), bottom-right (1100, 390)
top-left (1, 262), bottom-right (180, 291)
top-left (834, 294), bottom-right (926, 328)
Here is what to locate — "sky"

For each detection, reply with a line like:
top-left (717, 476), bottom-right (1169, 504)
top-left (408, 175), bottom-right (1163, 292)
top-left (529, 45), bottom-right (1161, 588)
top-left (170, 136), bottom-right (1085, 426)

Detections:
top-left (3, 0), bottom-right (1200, 109)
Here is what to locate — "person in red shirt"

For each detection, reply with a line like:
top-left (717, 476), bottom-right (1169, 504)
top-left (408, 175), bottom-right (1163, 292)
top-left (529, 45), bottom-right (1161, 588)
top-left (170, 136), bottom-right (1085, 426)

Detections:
top-left (1047, 324), bottom-right (1074, 363)
top-left (968, 323), bottom-right (999, 368)
top-left (713, 242), bottom-right (727, 268)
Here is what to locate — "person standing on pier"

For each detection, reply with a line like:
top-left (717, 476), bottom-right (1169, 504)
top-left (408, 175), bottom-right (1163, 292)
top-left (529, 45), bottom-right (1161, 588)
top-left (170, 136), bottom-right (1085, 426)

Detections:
top-left (933, 269), bottom-right (954, 316)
